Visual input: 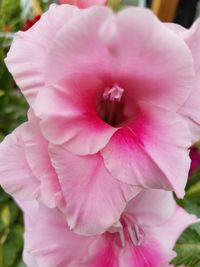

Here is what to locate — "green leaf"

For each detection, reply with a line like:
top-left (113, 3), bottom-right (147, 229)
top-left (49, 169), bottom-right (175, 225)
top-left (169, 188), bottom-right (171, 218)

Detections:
top-left (177, 198), bottom-right (200, 218)
top-left (186, 181), bottom-right (200, 205)
top-left (108, 0), bottom-right (122, 10)
top-left (0, 89), bottom-right (5, 96)
top-left (3, 224), bottom-right (24, 267)
top-left (0, 0), bottom-right (22, 31)
top-left (186, 167), bottom-right (200, 191)
top-left (17, 260), bottom-right (27, 267)
top-left (0, 188), bottom-right (10, 204)
top-left (191, 223), bottom-right (200, 237)
top-left (172, 224), bottom-right (200, 267)
top-left (1, 205), bottom-right (10, 227)
top-left (7, 201), bottom-right (20, 225)
top-left (0, 242), bottom-right (3, 267)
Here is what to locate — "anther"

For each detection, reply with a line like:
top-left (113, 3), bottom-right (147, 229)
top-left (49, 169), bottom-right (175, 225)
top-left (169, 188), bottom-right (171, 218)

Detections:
top-left (103, 84), bottom-right (124, 102)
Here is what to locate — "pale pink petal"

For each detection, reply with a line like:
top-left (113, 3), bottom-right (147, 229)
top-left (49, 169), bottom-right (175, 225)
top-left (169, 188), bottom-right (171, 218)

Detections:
top-left (102, 102), bottom-right (191, 198)
top-left (182, 18), bottom-right (200, 73)
top-left (166, 20), bottom-right (200, 141)
top-left (100, 7), bottom-right (194, 111)
top-left (5, 4), bottom-right (80, 106)
top-left (50, 145), bottom-right (140, 235)
top-left (149, 206), bottom-right (197, 254)
top-left (125, 189), bottom-right (176, 227)
top-left (21, 201), bottom-right (39, 267)
top-left (0, 125), bottom-right (40, 199)
top-left (21, 110), bottom-right (63, 208)
top-left (44, 6), bottom-right (114, 85)
top-left (23, 251), bottom-right (38, 267)
top-left (165, 22), bottom-right (186, 34)
top-left (175, 19), bottom-right (200, 141)
top-left (22, 201), bottom-right (99, 267)
top-left (178, 78), bottom-right (200, 142)
top-left (35, 74), bottom-right (117, 155)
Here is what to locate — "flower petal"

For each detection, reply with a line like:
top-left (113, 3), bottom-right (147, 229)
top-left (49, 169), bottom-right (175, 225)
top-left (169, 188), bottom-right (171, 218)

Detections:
top-left (5, 4), bottom-right (80, 106)
top-left (0, 125), bottom-right (39, 199)
top-left (44, 6), bottom-right (114, 85)
top-left (49, 145), bottom-right (140, 235)
top-left (148, 206), bottom-right (197, 258)
top-left (22, 110), bottom-right (63, 208)
top-left (178, 77), bottom-right (200, 142)
top-left (20, 201), bottom-right (39, 267)
top-left (165, 22), bottom-right (186, 35)
top-left (182, 18), bottom-right (200, 73)
top-left (102, 102), bottom-right (191, 198)
top-left (21, 201), bottom-right (96, 267)
top-left (125, 189), bottom-right (176, 227)
top-left (175, 19), bottom-right (200, 141)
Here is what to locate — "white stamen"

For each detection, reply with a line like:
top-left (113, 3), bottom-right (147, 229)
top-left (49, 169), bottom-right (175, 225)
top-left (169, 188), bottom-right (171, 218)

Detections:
top-left (119, 229), bottom-right (126, 248)
top-left (134, 224), bottom-right (145, 246)
top-left (134, 224), bottom-right (140, 239)
top-left (103, 84), bottom-right (124, 102)
top-left (127, 226), bottom-right (138, 246)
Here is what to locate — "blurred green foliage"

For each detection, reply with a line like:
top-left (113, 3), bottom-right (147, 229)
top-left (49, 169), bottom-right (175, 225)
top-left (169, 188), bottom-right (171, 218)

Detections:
top-left (0, 188), bottom-right (25, 267)
top-left (0, 0), bottom-right (200, 267)
top-left (0, 0), bottom-right (21, 31)
top-left (0, 53), bottom-right (28, 141)
top-left (173, 226), bottom-right (200, 267)
top-left (0, 1), bottom-right (29, 266)
top-left (0, 39), bottom-right (27, 267)
top-left (173, 167), bottom-right (200, 267)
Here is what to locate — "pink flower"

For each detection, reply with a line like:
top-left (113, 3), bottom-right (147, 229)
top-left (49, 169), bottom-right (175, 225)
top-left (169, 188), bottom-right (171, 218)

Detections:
top-left (19, 189), bottom-right (196, 267)
top-left (5, 5), bottom-right (196, 200)
top-left (0, 109), bottom-right (139, 235)
top-left (59, 0), bottom-right (107, 8)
